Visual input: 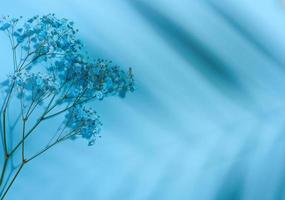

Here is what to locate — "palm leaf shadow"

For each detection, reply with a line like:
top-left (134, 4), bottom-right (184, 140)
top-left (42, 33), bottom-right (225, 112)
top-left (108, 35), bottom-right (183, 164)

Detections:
top-left (127, 0), bottom-right (252, 104)
top-left (205, 0), bottom-right (285, 69)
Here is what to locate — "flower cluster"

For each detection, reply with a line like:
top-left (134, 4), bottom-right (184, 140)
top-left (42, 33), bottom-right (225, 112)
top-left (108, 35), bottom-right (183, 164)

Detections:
top-left (0, 14), bottom-right (136, 200)
top-left (65, 106), bottom-right (102, 146)
top-left (1, 14), bottom-right (82, 70)
top-left (51, 57), bottom-right (135, 101)
top-left (0, 16), bottom-right (20, 31)
top-left (32, 16), bottom-right (79, 55)
top-left (0, 14), bottom-right (135, 145)
top-left (13, 71), bottom-right (59, 102)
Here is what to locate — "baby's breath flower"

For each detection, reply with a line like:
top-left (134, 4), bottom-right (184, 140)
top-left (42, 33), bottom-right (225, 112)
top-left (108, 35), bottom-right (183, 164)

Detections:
top-left (0, 14), bottom-right (135, 145)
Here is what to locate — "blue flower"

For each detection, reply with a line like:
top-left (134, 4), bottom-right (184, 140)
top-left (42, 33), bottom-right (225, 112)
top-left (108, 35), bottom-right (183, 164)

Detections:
top-left (0, 23), bottom-right (11, 30)
top-left (0, 14), bottom-right (135, 146)
top-left (64, 106), bottom-right (102, 145)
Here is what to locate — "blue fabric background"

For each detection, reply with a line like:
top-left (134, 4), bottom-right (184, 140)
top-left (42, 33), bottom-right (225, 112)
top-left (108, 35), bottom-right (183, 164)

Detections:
top-left (1, 0), bottom-right (285, 199)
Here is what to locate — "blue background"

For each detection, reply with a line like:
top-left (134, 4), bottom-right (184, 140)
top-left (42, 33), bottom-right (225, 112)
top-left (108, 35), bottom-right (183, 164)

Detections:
top-left (1, 0), bottom-right (285, 199)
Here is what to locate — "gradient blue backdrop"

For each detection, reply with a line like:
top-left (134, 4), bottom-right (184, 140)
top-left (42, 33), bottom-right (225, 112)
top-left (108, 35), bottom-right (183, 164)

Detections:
top-left (1, 0), bottom-right (285, 199)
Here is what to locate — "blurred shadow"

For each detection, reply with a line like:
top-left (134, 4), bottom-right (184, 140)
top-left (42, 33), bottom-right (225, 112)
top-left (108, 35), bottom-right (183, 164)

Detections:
top-left (127, 0), bottom-right (251, 103)
top-left (271, 130), bottom-right (285, 199)
top-left (213, 162), bottom-right (245, 200)
top-left (86, 45), bottom-right (177, 123)
top-left (205, 0), bottom-right (285, 69)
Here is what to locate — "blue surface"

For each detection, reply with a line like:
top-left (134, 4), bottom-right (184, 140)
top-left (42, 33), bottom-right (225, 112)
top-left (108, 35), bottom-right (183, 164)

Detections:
top-left (1, 0), bottom-right (285, 199)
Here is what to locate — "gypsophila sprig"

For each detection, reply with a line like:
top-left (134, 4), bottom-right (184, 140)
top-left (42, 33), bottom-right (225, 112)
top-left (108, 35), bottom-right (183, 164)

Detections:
top-left (0, 14), bottom-right (135, 200)
top-left (65, 106), bottom-right (102, 146)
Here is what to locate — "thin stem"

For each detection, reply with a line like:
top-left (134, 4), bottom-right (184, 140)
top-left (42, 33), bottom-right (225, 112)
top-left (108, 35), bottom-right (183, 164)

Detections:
top-left (0, 28), bottom-right (18, 193)
top-left (44, 88), bottom-right (89, 120)
top-left (0, 157), bottom-right (8, 187)
top-left (9, 117), bottom-right (44, 156)
top-left (26, 129), bottom-right (78, 163)
top-left (18, 86), bottom-right (26, 162)
top-left (26, 140), bottom-right (58, 163)
top-left (2, 111), bottom-right (8, 156)
top-left (0, 163), bottom-right (15, 197)
top-left (9, 93), bottom-right (57, 156)
top-left (1, 81), bottom-right (15, 159)
top-left (0, 163), bottom-right (24, 200)
top-left (21, 120), bottom-right (25, 162)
